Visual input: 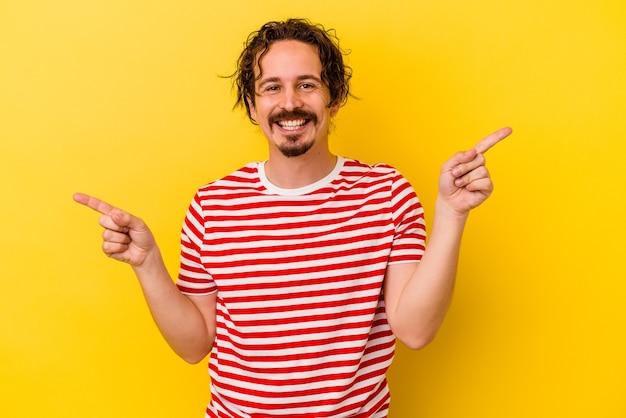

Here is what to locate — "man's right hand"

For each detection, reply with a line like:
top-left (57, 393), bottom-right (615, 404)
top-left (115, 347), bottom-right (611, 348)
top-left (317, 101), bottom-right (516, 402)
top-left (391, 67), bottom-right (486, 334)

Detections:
top-left (73, 193), bottom-right (156, 267)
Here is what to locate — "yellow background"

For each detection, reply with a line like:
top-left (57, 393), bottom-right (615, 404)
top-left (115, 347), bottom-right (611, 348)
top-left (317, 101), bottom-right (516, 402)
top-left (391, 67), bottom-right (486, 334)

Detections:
top-left (1, 0), bottom-right (625, 417)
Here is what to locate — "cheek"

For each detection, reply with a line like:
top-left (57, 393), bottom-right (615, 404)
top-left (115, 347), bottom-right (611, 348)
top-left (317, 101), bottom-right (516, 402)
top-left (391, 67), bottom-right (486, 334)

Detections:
top-left (312, 92), bottom-right (336, 116)
top-left (251, 98), bottom-right (273, 119)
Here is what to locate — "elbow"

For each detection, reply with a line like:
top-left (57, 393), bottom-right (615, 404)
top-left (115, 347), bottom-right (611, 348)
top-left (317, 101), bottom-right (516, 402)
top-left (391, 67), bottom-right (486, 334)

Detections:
top-left (183, 354), bottom-right (207, 365)
top-left (174, 339), bottom-right (213, 364)
top-left (389, 311), bottom-right (447, 350)
top-left (396, 329), bottom-right (438, 350)
top-left (180, 348), bottom-right (211, 364)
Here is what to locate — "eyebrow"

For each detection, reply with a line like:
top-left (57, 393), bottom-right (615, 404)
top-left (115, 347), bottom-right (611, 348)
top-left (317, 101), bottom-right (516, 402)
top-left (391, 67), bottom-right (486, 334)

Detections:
top-left (257, 75), bottom-right (323, 88)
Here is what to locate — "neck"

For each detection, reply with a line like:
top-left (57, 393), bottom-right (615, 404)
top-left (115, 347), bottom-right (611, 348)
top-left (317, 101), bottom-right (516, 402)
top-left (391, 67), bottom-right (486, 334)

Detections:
top-left (264, 148), bottom-right (337, 189)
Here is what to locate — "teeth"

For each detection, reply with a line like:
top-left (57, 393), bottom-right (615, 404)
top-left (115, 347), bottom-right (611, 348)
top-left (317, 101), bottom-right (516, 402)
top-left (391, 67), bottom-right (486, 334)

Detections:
top-left (277, 119), bottom-right (306, 130)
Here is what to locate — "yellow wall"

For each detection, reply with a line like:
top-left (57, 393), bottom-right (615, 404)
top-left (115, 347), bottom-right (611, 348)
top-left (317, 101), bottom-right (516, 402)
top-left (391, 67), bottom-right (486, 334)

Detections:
top-left (1, 1), bottom-right (625, 417)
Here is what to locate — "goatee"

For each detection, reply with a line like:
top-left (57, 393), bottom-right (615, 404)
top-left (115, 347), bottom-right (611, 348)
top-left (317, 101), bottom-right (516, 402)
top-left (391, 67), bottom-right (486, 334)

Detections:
top-left (278, 134), bottom-right (314, 157)
top-left (269, 109), bottom-right (318, 158)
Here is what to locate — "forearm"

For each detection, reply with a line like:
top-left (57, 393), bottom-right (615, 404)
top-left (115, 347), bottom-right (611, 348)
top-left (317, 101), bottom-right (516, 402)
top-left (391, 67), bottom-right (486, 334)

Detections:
top-left (391, 197), bottom-right (468, 348)
top-left (73, 193), bottom-right (214, 362)
top-left (132, 250), bottom-right (214, 363)
top-left (387, 127), bottom-right (509, 348)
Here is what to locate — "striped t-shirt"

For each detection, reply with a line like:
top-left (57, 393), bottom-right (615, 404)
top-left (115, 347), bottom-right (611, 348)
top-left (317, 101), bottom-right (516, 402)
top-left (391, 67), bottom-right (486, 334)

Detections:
top-left (177, 157), bottom-right (426, 417)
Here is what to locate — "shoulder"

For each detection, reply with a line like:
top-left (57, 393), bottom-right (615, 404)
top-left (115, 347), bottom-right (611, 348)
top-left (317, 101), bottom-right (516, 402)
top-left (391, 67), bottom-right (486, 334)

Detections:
top-left (342, 158), bottom-right (398, 173)
top-left (196, 162), bottom-right (262, 196)
top-left (341, 159), bottom-right (419, 204)
top-left (339, 158), bottom-right (408, 184)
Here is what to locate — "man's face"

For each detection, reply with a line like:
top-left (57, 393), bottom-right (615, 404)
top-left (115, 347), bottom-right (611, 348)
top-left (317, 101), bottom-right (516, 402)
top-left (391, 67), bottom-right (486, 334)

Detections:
top-left (248, 40), bottom-right (339, 158)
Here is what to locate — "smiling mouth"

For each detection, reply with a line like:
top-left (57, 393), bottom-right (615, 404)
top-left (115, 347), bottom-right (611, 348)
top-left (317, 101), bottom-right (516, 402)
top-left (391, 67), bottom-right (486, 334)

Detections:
top-left (276, 119), bottom-right (307, 131)
top-left (269, 110), bottom-right (317, 132)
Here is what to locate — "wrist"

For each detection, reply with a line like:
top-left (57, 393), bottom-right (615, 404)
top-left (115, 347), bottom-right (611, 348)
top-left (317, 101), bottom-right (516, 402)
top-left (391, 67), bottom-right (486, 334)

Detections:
top-left (435, 196), bottom-right (470, 221)
top-left (132, 248), bottom-right (166, 277)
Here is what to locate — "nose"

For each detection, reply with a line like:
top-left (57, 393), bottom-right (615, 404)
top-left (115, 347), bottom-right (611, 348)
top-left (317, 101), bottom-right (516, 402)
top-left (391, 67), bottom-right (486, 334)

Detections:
top-left (279, 86), bottom-right (303, 111)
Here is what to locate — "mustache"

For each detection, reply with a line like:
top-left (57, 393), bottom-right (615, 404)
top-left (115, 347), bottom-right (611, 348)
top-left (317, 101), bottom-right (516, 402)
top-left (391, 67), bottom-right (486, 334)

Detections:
top-left (269, 109), bottom-right (318, 125)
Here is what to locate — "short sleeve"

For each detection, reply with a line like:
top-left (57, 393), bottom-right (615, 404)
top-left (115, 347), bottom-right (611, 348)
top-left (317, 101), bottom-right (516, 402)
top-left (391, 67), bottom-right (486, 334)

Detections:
top-left (176, 192), bottom-right (217, 295)
top-left (388, 172), bottom-right (426, 264)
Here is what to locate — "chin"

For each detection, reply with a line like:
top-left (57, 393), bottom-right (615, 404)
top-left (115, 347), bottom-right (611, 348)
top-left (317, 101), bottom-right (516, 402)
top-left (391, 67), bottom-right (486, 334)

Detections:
top-left (279, 145), bottom-right (313, 158)
top-left (281, 144), bottom-right (315, 158)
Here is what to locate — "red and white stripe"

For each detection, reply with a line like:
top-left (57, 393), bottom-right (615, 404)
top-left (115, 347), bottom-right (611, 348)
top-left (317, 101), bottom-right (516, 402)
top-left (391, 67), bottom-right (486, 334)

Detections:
top-left (177, 157), bottom-right (426, 417)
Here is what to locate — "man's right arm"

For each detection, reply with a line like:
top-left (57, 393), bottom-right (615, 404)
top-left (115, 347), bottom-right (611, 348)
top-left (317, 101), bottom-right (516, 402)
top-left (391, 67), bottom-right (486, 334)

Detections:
top-left (73, 193), bottom-right (216, 364)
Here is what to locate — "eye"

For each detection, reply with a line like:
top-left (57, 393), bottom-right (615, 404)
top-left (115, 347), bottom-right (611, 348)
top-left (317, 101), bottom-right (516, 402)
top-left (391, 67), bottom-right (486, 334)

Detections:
top-left (299, 83), bottom-right (316, 91)
top-left (260, 84), bottom-right (280, 94)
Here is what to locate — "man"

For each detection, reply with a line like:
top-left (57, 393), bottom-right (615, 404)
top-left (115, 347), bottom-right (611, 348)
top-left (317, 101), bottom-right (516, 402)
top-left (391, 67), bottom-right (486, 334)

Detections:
top-left (74, 18), bottom-right (511, 418)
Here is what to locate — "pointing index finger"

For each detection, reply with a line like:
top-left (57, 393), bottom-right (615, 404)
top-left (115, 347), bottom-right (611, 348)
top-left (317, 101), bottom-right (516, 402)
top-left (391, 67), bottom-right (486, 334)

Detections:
top-left (473, 127), bottom-right (513, 154)
top-left (73, 192), bottom-right (116, 216)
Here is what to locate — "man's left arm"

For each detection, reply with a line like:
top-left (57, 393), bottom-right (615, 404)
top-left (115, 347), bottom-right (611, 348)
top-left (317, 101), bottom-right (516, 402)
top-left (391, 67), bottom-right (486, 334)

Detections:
top-left (384, 127), bottom-right (512, 349)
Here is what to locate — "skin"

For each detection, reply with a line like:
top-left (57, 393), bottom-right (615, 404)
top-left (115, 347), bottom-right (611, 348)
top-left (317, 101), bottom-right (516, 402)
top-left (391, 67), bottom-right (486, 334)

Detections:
top-left (248, 40), bottom-right (340, 189)
top-left (74, 39), bottom-right (512, 362)
top-left (383, 126), bottom-right (512, 348)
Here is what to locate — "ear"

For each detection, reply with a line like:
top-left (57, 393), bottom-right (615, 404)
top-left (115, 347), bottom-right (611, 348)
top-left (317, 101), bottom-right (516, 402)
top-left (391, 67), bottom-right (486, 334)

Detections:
top-left (246, 96), bottom-right (257, 121)
top-left (329, 100), bottom-right (340, 118)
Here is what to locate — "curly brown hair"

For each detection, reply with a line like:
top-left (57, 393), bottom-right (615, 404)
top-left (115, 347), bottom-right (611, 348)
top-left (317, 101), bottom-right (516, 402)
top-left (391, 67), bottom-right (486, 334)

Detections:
top-left (231, 18), bottom-right (352, 124)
